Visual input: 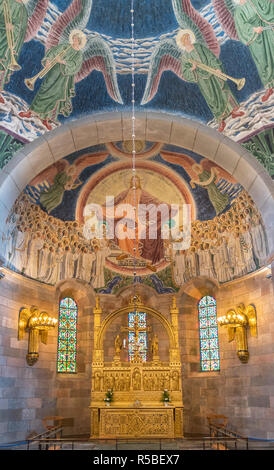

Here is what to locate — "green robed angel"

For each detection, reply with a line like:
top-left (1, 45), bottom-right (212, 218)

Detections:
top-left (19, 30), bottom-right (86, 130)
top-left (0, 0), bottom-right (28, 102)
top-left (176, 29), bottom-right (244, 132)
top-left (233, 0), bottom-right (274, 102)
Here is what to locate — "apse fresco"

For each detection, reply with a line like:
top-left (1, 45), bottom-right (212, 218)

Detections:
top-left (2, 140), bottom-right (269, 292)
top-left (0, 0), bottom-right (273, 174)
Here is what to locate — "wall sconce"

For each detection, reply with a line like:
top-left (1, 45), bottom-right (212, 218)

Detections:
top-left (18, 306), bottom-right (57, 366)
top-left (218, 303), bottom-right (257, 363)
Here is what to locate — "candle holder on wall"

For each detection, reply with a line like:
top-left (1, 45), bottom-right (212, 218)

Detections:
top-left (18, 306), bottom-right (57, 366)
top-left (217, 303), bottom-right (257, 363)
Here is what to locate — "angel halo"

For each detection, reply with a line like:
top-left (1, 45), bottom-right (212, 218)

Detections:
top-left (69, 29), bottom-right (87, 50)
top-left (176, 29), bottom-right (196, 50)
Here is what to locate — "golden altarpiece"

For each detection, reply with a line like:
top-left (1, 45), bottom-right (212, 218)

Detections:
top-left (89, 295), bottom-right (183, 439)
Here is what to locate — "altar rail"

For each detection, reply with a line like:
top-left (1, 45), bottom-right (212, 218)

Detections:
top-left (0, 426), bottom-right (63, 450)
top-left (0, 435), bottom-right (250, 450)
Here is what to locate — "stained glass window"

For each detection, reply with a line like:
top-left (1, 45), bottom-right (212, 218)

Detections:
top-left (57, 297), bottom-right (78, 373)
top-left (128, 311), bottom-right (147, 362)
top-left (198, 296), bottom-right (220, 372)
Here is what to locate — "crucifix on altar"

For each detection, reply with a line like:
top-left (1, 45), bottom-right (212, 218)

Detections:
top-left (120, 311), bottom-right (151, 364)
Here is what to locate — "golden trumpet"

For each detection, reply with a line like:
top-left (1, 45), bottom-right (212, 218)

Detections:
top-left (24, 46), bottom-right (70, 91)
top-left (3, 0), bottom-right (21, 72)
top-left (185, 58), bottom-right (246, 91)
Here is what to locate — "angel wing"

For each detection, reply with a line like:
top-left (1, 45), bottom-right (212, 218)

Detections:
top-left (29, 160), bottom-right (69, 187)
top-left (245, 304), bottom-right (257, 337)
top-left (227, 326), bottom-right (236, 342)
top-left (236, 303), bottom-right (257, 337)
top-left (160, 150), bottom-right (198, 180)
top-left (141, 39), bottom-right (184, 105)
top-left (212, 0), bottom-right (239, 40)
top-left (45, 0), bottom-right (93, 50)
top-left (161, 151), bottom-right (239, 184)
top-left (172, 0), bottom-right (220, 56)
top-left (75, 37), bottom-right (123, 104)
top-left (72, 151), bottom-right (109, 178)
top-left (29, 151), bottom-right (108, 187)
top-left (24, 0), bottom-right (50, 42)
top-left (18, 307), bottom-right (29, 340)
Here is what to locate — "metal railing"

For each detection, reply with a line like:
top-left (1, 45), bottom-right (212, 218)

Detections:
top-left (0, 426), bottom-right (63, 450)
top-left (0, 424), bottom-right (250, 450)
top-left (208, 423), bottom-right (249, 450)
top-left (20, 435), bottom-right (248, 451)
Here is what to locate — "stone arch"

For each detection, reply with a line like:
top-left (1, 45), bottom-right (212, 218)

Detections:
top-left (113, 283), bottom-right (164, 311)
top-left (0, 111), bottom-right (273, 260)
top-left (178, 276), bottom-right (219, 300)
top-left (55, 278), bottom-right (96, 306)
top-left (97, 304), bottom-right (177, 354)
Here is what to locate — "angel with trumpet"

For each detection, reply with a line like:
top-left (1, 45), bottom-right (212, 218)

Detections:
top-left (19, 0), bottom-right (123, 131)
top-left (142, 0), bottom-right (245, 132)
top-left (213, 0), bottom-right (274, 103)
top-left (0, 0), bottom-right (49, 105)
top-left (160, 150), bottom-right (238, 215)
top-left (27, 149), bottom-right (109, 213)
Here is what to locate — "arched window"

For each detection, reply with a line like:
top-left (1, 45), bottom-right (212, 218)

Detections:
top-left (57, 297), bottom-right (78, 373)
top-left (128, 311), bottom-right (147, 362)
top-left (198, 296), bottom-right (220, 372)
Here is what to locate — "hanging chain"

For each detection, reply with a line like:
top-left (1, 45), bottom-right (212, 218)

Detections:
top-left (130, 0), bottom-right (137, 317)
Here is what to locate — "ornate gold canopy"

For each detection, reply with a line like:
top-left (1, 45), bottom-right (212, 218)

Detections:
top-left (89, 296), bottom-right (183, 439)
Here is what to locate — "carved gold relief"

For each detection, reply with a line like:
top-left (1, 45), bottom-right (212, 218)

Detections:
top-left (93, 366), bottom-right (182, 393)
top-left (90, 296), bottom-right (183, 438)
top-left (99, 409), bottom-right (174, 438)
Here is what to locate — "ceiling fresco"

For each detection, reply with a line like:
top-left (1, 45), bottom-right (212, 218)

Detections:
top-left (0, 0), bottom-right (273, 176)
top-left (2, 140), bottom-right (269, 292)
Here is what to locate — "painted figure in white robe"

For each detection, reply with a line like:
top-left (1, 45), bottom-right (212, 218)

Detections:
top-left (37, 243), bottom-right (50, 280)
top-left (75, 245), bottom-right (84, 279)
top-left (60, 246), bottom-right (75, 280)
top-left (174, 250), bottom-right (186, 286)
top-left (71, 247), bottom-right (81, 279)
top-left (223, 226), bottom-right (236, 271)
top-left (212, 239), bottom-right (233, 283)
top-left (250, 215), bottom-right (268, 265)
top-left (41, 246), bottom-right (55, 282)
top-left (92, 239), bottom-right (111, 289)
top-left (12, 223), bottom-right (29, 273)
top-left (25, 233), bottom-right (44, 279)
top-left (198, 243), bottom-right (216, 279)
top-left (46, 246), bottom-right (63, 284)
top-left (81, 248), bottom-right (96, 283)
top-left (0, 231), bottom-right (6, 263)
top-left (233, 230), bottom-right (248, 277)
top-left (185, 246), bottom-right (198, 280)
top-left (5, 212), bottom-right (19, 265)
top-left (240, 225), bottom-right (256, 273)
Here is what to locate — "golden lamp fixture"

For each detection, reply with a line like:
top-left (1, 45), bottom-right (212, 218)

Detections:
top-left (18, 306), bottom-right (57, 366)
top-left (217, 303), bottom-right (257, 363)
